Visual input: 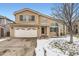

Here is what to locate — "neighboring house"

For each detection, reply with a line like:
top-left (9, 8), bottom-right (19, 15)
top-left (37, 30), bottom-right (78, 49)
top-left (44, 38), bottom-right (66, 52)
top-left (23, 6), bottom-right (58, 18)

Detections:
top-left (0, 15), bottom-right (14, 38)
top-left (10, 8), bottom-right (67, 38)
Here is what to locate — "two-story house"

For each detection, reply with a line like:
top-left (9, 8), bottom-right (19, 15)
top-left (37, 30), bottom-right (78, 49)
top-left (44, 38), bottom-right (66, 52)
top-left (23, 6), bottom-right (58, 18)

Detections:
top-left (10, 8), bottom-right (67, 38)
top-left (0, 15), bottom-right (14, 38)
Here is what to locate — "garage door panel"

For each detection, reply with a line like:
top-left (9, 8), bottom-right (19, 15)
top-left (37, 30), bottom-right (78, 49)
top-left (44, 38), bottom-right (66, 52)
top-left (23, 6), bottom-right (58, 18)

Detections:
top-left (14, 27), bottom-right (37, 37)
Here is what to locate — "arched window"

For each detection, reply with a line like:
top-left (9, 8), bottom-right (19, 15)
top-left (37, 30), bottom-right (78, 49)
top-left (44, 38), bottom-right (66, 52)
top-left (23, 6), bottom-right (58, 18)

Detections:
top-left (50, 23), bottom-right (58, 32)
top-left (51, 22), bottom-right (58, 27)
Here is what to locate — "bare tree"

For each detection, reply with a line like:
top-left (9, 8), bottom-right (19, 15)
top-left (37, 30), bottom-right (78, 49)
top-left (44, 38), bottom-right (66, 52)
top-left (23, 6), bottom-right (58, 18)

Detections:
top-left (51, 3), bottom-right (79, 43)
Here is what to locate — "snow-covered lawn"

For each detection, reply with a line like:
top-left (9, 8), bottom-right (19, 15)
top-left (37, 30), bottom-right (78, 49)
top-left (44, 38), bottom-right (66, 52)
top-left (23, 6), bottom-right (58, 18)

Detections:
top-left (35, 36), bottom-right (79, 56)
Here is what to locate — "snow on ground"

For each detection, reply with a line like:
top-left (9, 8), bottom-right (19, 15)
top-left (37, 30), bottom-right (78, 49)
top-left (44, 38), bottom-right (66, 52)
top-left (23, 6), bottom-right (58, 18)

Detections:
top-left (35, 39), bottom-right (48, 56)
top-left (0, 37), bottom-right (8, 42)
top-left (35, 36), bottom-right (79, 56)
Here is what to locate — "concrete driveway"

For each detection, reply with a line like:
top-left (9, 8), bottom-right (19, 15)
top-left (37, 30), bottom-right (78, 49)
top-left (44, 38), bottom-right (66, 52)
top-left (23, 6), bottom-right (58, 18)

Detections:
top-left (0, 38), bottom-right (37, 56)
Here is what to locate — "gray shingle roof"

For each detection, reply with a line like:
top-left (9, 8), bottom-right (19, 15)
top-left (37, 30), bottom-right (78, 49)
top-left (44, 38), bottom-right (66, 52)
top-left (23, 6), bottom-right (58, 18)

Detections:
top-left (0, 15), bottom-right (14, 22)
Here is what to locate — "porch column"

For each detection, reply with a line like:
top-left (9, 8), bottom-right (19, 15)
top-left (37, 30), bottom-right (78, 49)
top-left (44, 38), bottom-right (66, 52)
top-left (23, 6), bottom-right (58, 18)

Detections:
top-left (64, 26), bottom-right (66, 35)
top-left (58, 27), bottom-right (60, 36)
top-left (37, 26), bottom-right (41, 39)
top-left (47, 26), bottom-right (50, 38)
top-left (62, 25), bottom-right (63, 35)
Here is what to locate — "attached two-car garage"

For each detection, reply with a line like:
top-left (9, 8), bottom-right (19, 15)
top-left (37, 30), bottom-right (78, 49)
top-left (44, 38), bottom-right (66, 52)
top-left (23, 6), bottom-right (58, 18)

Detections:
top-left (14, 27), bottom-right (37, 38)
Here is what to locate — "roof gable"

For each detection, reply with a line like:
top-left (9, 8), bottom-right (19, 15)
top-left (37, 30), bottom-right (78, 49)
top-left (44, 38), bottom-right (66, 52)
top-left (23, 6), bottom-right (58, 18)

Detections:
top-left (14, 8), bottom-right (53, 19)
top-left (14, 8), bottom-right (64, 24)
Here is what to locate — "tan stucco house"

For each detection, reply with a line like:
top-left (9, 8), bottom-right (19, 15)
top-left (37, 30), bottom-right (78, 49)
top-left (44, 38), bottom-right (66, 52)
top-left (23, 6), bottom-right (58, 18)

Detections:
top-left (10, 8), bottom-right (67, 38)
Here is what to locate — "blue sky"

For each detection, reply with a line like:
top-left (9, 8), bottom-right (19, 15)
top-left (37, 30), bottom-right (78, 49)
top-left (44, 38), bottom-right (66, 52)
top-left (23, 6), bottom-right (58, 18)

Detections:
top-left (0, 3), bottom-right (58, 21)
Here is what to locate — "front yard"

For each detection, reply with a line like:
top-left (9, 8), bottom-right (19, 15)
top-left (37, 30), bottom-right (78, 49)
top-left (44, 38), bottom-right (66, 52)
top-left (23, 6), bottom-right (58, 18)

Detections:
top-left (1, 36), bottom-right (79, 56)
top-left (35, 36), bottom-right (79, 56)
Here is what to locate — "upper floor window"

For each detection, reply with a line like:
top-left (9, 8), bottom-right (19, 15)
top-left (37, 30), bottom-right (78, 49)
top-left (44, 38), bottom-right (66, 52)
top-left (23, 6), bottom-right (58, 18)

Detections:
top-left (20, 15), bottom-right (23, 21)
top-left (51, 22), bottom-right (58, 27)
top-left (19, 15), bottom-right (35, 22)
top-left (30, 15), bottom-right (35, 21)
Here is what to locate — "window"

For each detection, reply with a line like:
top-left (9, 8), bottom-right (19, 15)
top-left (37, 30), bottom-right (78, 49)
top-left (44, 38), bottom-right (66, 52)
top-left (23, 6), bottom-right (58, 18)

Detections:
top-left (20, 15), bottom-right (23, 21)
top-left (27, 27), bottom-right (31, 30)
top-left (51, 22), bottom-right (58, 27)
top-left (23, 15), bottom-right (26, 21)
top-left (50, 27), bottom-right (58, 32)
top-left (22, 28), bottom-right (25, 30)
top-left (20, 15), bottom-right (28, 21)
top-left (19, 15), bottom-right (35, 22)
top-left (50, 22), bottom-right (58, 32)
top-left (16, 28), bottom-right (19, 30)
top-left (30, 15), bottom-right (35, 21)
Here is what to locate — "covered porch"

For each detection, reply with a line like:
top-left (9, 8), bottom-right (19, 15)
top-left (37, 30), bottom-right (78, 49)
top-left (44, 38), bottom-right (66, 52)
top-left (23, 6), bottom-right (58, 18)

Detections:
top-left (37, 26), bottom-right (49, 39)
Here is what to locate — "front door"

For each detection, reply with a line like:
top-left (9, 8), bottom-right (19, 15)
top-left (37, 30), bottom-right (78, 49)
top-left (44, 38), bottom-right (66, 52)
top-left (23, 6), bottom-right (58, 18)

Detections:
top-left (41, 26), bottom-right (47, 35)
top-left (41, 27), bottom-right (45, 34)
